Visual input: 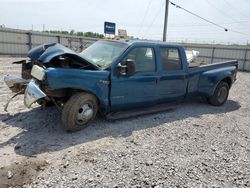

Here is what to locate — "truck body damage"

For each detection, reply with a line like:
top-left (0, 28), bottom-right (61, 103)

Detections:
top-left (4, 43), bottom-right (101, 111)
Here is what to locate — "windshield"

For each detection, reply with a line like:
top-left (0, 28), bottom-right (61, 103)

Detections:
top-left (80, 40), bottom-right (128, 68)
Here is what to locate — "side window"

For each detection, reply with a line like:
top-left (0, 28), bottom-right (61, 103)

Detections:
top-left (124, 47), bottom-right (156, 73)
top-left (160, 48), bottom-right (182, 71)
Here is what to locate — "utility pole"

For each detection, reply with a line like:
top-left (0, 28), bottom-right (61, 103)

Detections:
top-left (163, 0), bottom-right (169, 42)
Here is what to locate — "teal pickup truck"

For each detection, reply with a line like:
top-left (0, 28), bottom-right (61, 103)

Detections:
top-left (4, 40), bottom-right (238, 132)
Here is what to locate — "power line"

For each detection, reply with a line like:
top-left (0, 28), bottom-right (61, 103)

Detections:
top-left (169, 1), bottom-right (250, 36)
top-left (168, 20), bottom-right (250, 28)
top-left (204, 0), bottom-right (231, 19)
top-left (167, 20), bottom-right (248, 27)
top-left (227, 28), bottom-right (250, 36)
top-left (118, 19), bottom-right (250, 28)
top-left (137, 0), bottom-right (154, 36)
top-left (222, 0), bottom-right (250, 20)
top-left (169, 1), bottom-right (227, 31)
top-left (143, 1), bottom-right (165, 38)
top-left (144, 30), bottom-right (250, 36)
top-left (204, 0), bottom-right (249, 28)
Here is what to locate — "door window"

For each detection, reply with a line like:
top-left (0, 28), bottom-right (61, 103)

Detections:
top-left (124, 47), bottom-right (156, 73)
top-left (160, 48), bottom-right (182, 71)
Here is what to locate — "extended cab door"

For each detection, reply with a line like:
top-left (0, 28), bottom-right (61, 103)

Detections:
top-left (110, 46), bottom-right (159, 111)
top-left (157, 46), bottom-right (188, 103)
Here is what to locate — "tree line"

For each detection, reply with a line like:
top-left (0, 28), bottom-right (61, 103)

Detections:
top-left (44, 29), bottom-right (104, 39)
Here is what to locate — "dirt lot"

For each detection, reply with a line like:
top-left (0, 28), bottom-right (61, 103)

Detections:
top-left (0, 57), bottom-right (249, 188)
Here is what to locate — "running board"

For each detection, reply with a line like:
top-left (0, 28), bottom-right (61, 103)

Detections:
top-left (106, 103), bottom-right (177, 120)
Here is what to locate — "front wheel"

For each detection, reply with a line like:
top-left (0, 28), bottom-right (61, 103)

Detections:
top-left (209, 81), bottom-right (229, 106)
top-left (62, 93), bottom-right (98, 132)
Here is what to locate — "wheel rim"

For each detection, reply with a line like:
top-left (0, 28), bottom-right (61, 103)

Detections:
top-left (76, 103), bottom-right (94, 125)
top-left (217, 86), bottom-right (227, 103)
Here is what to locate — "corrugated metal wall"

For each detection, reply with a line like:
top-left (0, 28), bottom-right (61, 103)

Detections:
top-left (183, 44), bottom-right (250, 71)
top-left (0, 27), bottom-right (249, 71)
top-left (0, 27), bottom-right (97, 56)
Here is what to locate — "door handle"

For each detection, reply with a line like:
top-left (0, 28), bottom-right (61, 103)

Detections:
top-left (155, 77), bottom-right (160, 84)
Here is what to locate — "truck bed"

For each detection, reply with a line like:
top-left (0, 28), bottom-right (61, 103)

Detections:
top-left (188, 60), bottom-right (238, 73)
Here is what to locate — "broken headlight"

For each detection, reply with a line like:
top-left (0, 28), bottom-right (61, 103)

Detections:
top-left (31, 65), bottom-right (45, 81)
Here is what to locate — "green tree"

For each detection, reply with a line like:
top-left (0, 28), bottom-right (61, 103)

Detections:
top-left (70, 29), bottom-right (75, 35)
top-left (43, 30), bottom-right (104, 39)
top-left (76, 32), bottom-right (84, 36)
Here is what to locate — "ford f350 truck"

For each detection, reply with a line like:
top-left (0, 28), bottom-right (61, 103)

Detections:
top-left (4, 40), bottom-right (238, 132)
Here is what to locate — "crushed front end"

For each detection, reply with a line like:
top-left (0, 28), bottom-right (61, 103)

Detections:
top-left (3, 43), bottom-right (100, 112)
top-left (4, 64), bottom-right (48, 111)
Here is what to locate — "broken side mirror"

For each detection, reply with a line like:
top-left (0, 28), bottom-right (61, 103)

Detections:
top-left (117, 59), bottom-right (135, 77)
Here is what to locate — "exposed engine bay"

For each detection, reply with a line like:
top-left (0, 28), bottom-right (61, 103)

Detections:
top-left (13, 43), bottom-right (99, 79)
top-left (20, 54), bottom-right (98, 79)
top-left (47, 54), bottom-right (96, 69)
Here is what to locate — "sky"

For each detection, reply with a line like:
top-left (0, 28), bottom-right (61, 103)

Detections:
top-left (1, 0), bottom-right (250, 44)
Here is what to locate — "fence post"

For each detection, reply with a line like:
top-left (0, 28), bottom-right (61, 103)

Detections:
top-left (27, 32), bottom-right (32, 50)
top-left (211, 47), bottom-right (215, 64)
top-left (243, 48), bottom-right (248, 71)
top-left (57, 35), bottom-right (61, 44)
top-left (68, 38), bottom-right (72, 49)
top-left (80, 38), bottom-right (83, 51)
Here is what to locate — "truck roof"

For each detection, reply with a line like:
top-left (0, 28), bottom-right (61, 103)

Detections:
top-left (103, 39), bottom-right (182, 48)
top-left (128, 40), bottom-right (181, 47)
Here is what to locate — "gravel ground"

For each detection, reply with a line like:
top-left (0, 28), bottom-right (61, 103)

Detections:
top-left (0, 57), bottom-right (249, 188)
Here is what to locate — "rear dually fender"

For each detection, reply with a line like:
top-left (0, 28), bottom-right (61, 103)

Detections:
top-left (198, 65), bottom-right (237, 97)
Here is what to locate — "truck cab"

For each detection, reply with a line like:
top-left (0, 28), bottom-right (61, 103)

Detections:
top-left (110, 41), bottom-right (189, 111)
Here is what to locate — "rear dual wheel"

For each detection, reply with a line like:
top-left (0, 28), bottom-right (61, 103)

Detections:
top-left (62, 93), bottom-right (98, 132)
top-left (209, 81), bottom-right (229, 106)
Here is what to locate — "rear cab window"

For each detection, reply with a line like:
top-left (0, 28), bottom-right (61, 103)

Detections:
top-left (160, 47), bottom-right (182, 71)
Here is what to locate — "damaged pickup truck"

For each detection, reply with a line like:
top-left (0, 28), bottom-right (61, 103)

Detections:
top-left (4, 40), bottom-right (238, 132)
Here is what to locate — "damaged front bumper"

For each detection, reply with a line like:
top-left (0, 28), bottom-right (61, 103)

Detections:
top-left (24, 79), bottom-right (46, 108)
top-left (3, 75), bottom-right (47, 111)
top-left (4, 75), bottom-right (29, 92)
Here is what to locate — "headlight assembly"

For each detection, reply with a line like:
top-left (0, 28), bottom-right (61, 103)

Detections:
top-left (31, 65), bottom-right (45, 81)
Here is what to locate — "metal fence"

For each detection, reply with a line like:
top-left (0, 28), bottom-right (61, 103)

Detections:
top-left (0, 27), bottom-right (97, 56)
top-left (182, 43), bottom-right (250, 71)
top-left (0, 27), bottom-right (249, 71)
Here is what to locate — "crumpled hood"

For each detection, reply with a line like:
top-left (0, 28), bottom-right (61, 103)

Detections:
top-left (28, 43), bottom-right (77, 62)
top-left (27, 43), bottom-right (98, 69)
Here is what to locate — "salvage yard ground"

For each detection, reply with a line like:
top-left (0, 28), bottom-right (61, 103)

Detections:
top-left (0, 57), bottom-right (249, 187)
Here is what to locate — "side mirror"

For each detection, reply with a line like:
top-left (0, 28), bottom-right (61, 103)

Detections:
top-left (117, 59), bottom-right (135, 77)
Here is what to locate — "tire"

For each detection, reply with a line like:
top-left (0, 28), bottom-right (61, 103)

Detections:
top-left (61, 93), bottom-right (98, 132)
top-left (209, 81), bottom-right (229, 106)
